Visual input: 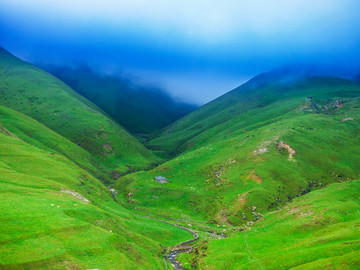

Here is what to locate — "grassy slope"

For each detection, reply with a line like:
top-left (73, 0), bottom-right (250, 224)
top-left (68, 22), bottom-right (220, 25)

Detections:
top-left (0, 48), bottom-right (156, 174)
top-left (196, 180), bottom-right (360, 269)
top-left (0, 105), bottom-right (191, 269)
top-left (46, 65), bottom-right (197, 135)
top-left (116, 75), bottom-right (360, 225)
top-left (0, 102), bottom-right (106, 182)
top-left (148, 74), bottom-right (359, 154)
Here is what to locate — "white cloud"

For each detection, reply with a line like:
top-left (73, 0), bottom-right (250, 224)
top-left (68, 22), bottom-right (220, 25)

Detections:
top-left (2, 0), bottom-right (358, 43)
top-left (1, 0), bottom-right (359, 103)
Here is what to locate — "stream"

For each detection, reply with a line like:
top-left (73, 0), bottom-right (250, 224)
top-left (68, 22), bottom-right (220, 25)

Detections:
top-left (135, 213), bottom-right (225, 269)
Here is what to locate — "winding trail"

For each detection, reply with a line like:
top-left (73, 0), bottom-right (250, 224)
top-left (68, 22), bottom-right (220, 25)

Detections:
top-left (243, 232), bottom-right (265, 270)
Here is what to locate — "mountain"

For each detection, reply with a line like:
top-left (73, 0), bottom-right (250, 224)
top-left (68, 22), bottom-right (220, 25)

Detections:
top-left (147, 68), bottom-right (360, 154)
top-left (0, 47), bottom-right (157, 176)
top-left (117, 70), bottom-right (360, 225)
top-left (45, 65), bottom-right (197, 135)
top-left (2, 52), bottom-right (360, 269)
top-left (114, 70), bottom-right (360, 268)
top-left (0, 105), bottom-right (191, 269)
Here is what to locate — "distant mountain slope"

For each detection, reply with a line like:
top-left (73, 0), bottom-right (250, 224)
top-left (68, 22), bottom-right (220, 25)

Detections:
top-left (148, 69), bottom-right (360, 154)
top-left (0, 47), bottom-right (156, 174)
top-left (46, 65), bottom-right (197, 135)
top-left (117, 71), bottom-right (360, 225)
top-left (0, 105), bottom-right (191, 269)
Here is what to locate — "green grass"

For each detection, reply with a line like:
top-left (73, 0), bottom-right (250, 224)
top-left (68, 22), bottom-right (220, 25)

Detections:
top-left (117, 76), bottom-right (360, 226)
top-left (0, 107), bottom-right (192, 269)
top-left (0, 47), bottom-right (157, 175)
top-left (194, 180), bottom-right (360, 269)
top-left (1, 57), bottom-right (360, 270)
top-left (148, 75), bottom-right (360, 154)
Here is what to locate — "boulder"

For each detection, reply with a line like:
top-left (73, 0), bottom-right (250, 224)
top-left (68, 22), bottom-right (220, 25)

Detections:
top-left (341, 117), bottom-right (354, 121)
top-left (155, 176), bottom-right (169, 183)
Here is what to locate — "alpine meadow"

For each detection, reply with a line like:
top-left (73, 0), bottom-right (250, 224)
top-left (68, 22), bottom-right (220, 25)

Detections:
top-left (0, 1), bottom-right (360, 269)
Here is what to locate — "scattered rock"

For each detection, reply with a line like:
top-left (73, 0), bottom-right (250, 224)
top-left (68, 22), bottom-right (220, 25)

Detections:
top-left (253, 148), bottom-right (268, 155)
top-left (103, 143), bottom-right (114, 156)
top-left (296, 210), bottom-right (314, 218)
top-left (107, 187), bottom-right (118, 196)
top-left (155, 176), bottom-right (169, 183)
top-left (60, 190), bottom-right (90, 203)
top-left (341, 117), bottom-right (354, 121)
top-left (278, 141), bottom-right (296, 161)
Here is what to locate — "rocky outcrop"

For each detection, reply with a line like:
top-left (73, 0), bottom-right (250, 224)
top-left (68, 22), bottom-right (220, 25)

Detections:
top-left (253, 148), bottom-right (268, 155)
top-left (60, 189), bottom-right (90, 203)
top-left (278, 142), bottom-right (296, 161)
top-left (107, 187), bottom-right (118, 196)
top-left (155, 176), bottom-right (169, 183)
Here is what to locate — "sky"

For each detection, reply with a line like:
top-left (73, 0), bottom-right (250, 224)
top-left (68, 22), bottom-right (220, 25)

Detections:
top-left (1, 0), bottom-right (360, 104)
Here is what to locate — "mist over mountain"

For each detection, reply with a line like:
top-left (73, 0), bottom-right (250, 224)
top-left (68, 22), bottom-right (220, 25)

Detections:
top-left (45, 65), bottom-right (198, 135)
top-left (2, 0), bottom-right (359, 104)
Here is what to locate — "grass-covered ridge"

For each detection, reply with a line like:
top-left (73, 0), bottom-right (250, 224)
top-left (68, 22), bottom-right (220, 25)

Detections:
top-left (148, 71), bottom-right (360, 154)
top-left (0, 47), bottom-right (157, 175)
top-left (0, 105), bottom-right (192, 269)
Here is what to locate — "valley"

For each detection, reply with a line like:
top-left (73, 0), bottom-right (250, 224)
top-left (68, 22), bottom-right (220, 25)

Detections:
top-left (0, 47), bottom-right (359, 269)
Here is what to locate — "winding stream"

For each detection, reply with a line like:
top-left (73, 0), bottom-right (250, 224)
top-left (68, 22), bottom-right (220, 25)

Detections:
top-left (135, 213), bottom-right (225, 269)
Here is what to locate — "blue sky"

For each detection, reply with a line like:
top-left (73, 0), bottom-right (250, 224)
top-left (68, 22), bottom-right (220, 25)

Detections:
top-left (1, 0), bottom-right (360, 104)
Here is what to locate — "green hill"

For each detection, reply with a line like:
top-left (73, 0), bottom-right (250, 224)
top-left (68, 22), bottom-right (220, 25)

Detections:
top-left (114, 71), bottom-right (360, 268)
top-left (45, 65), bottom-right (197, 136)
top-left (147, 70), bottom-right (360, 154)
top-left (2, 55), bottom-right (360, 270)
top-left (185, 180), bottom-right (360, 269)
top-left (0, 47), bottom-right (157, 175)
top-left (117, 72), bottom-right (360, 225)
top-left (0, 105), bottom-right (192, 269)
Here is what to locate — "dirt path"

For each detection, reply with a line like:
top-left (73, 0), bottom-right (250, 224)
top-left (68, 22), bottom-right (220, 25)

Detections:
top-left (243, 232), bottom-right (265, 270)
